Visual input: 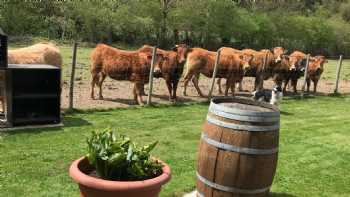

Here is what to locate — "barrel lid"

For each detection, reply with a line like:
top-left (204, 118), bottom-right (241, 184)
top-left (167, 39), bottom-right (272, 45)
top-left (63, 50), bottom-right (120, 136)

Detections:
top-left (210, 97), bottom-right (280, 118)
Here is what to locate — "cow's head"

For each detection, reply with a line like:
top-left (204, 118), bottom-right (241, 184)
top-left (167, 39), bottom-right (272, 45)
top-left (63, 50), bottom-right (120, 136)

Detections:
top-left (273, 47), bottom-right (287, 63)
top-left (153, 53), bottom-right (165, 77)
top-left (309, 55), bottom-right (327, 73)
top-left (172, 44), bottom-right (191, 64)
top-left (140, 52), bottom-right (164, 77)
top-left (279, 55), bottom-right (291, 72)
top-left (288, 55), bottom-right (303, 71)
top-left (313, 55), bottom-right (327, 67)
top-left (239, 53), bottom-right (254, 72)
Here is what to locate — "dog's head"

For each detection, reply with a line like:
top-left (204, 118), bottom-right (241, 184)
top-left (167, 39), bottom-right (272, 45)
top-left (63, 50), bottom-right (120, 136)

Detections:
top-left (272, 85), bottom-right (282, 93)
top-left (271, 85), bottom-right (283, 105)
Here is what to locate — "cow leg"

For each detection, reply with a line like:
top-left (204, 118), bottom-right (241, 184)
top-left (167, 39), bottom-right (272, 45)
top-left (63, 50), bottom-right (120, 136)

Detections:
top-left (90, 72), bottom-right (100, 99)
top-left (140, 83), bottom-right (147, 96)
top-left (306, 78), bottom-right (311, 92)
top-left (217, 78), bottom-right (223, 94)
top-left (172, 80), bottom-right (179, 102)
top-left (291, 79), bottom-right (298, 93)
top-left (254, 76), bottom-right (263, 91)
top-left (224, 78), bottom-right (232, 96)
top-left (165, 79), bottom-right (173, 102)
top-left (133, 84), bottom-right (138, 104)
top-left (182, 71), bottom-right (195, 96)
top-left (134, 82), bottom-right (144, 106)
top-left (192, 74), bottom-right (205, 97)
top-left (313, 79), bottom-right (318, 93)
top-left (230, 80), bottom-right (236, 97)
top-left (283, 77), bottom-right (290, 93)
top-left (238, 80), bottom-right (243, 91)
top-left (98, 73), bottom-right (107, 100)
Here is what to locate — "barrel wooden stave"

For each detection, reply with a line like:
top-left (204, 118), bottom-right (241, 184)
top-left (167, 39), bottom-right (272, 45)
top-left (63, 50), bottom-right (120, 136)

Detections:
top-left (197, 98), bottom-right (279, 197)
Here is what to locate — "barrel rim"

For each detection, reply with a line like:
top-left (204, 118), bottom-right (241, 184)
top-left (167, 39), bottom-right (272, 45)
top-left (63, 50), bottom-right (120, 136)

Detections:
top-left (196, 171), bottom-right (271, 194)
top-left (210, 97), bottom-right (280, 117)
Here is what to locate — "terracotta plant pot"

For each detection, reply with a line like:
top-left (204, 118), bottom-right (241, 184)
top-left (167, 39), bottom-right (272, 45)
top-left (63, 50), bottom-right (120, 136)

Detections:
top-left (69, 157), bottom-right (171, 197)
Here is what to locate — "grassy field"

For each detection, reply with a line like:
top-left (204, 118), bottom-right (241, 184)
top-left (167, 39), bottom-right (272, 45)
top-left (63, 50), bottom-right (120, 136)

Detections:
top-left (1, 95), bottom-right (350, 197)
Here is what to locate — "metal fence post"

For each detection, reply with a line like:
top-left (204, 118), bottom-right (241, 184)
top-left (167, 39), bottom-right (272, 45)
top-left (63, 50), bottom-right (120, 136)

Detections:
top-left (147, 46), bottom-right (157, 105)
top-left (334, 55), bottom-right (343, 94)
top-left (208, 48), bottom-right (222, 100)
top-left (301, 54), bottom-right (311, 98)
top-left (69, 42), bottom-right (78, 110)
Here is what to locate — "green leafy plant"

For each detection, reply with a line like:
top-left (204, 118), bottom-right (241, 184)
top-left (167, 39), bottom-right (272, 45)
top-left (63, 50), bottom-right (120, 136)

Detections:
top-left (86, 129), bottom-right (163, 181)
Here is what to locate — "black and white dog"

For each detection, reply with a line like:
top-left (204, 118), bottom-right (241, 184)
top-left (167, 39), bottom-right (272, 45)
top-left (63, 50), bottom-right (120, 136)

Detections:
top-left (252, 85), bottom-right (283, 106)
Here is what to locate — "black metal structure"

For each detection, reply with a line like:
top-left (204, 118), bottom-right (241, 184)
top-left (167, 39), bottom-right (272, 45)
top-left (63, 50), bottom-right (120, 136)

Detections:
top-left (0, 28), bottom-right (61, 127)
top-left (6, 64), bottom-right (61, 126)
top-left (0, 28), bottom-right (7, 69)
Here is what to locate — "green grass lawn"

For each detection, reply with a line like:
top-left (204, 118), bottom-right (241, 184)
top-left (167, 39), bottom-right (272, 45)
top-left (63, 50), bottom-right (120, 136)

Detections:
top-left (1, 95), bottom-right (350, 197)
top-left (322, 59), bottom-right (350, 81)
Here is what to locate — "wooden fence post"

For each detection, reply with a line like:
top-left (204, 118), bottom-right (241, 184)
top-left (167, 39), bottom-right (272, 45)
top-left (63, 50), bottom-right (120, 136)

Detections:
top-left (147, 46), bottom-right (157, 105)
top-left (301, 54), bottom-right (311, 98)
top-left (208, 48), bottom-right (222, 100)
top-left (334, 55), bottom-right (343, 94)
top-left (69, 42), bottom-right (78, 110)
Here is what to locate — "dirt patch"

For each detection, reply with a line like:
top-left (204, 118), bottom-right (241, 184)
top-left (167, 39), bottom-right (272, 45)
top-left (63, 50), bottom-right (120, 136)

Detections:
top-left (61, 76), bottom-right (350, 109)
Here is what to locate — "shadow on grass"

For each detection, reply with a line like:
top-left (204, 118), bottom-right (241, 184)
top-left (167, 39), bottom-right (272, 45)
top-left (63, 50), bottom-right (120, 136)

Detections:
top-left (152, 93), bottom-right (200, 103)
top-left (280, 111), bottom-right (294, 116)
top-left (63, 116), bottom-right (91, 127)
top-left (103, 97), bottom-right (137, 105)
top-left (270, 192), bottom-right (297, 197)
top-left (3, 126), bottom-right (63, 136)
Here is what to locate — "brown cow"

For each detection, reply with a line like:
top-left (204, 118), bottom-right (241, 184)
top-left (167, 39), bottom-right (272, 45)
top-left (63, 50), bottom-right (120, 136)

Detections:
top-left (283, 51), bottom-right (307, 93)
top-left (270, 55), bottom-right (292, 88)
top-left (218, 47), bottom-right (287, 93)
top-left (240, 48), bottom-right (275, 91)
top-left (90, 44), bottom-right (164, 105)
top-left (138, 45), bottom-right (186, 101)
top-left (216, 47), bottom-right (242, 94)
top-left (8, 42), bottom-right (62, 67)
top-left (181, 47), bottom-right (251, 97)
top-left (306, 55), bottom-right (327, 92)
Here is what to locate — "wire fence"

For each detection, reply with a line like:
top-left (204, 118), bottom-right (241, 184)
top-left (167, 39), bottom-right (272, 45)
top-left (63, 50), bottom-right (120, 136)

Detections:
top-left (66, 43), bottom-right (350, 109)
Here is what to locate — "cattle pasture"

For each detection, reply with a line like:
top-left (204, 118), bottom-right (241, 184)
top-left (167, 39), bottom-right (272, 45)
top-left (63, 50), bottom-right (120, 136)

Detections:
top-left (8, 43), bottom-right (350, 109)
top-left (0, 96), bottom-right (350, 196)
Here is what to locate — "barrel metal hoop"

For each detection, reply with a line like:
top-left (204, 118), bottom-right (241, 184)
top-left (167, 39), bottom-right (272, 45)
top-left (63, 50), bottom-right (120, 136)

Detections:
top-left (201, 133), bottom-right (278, 155)
top-left (196, 172), bottom-right (271, 194)
top-left (210, 98), bottom-right (280, 118)
top-left (209, 105), bottom-right (279, 123)
top-left (207, 116), bottom-right (279, 132)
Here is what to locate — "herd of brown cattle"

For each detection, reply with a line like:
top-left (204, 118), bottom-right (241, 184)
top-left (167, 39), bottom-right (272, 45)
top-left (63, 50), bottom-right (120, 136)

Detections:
top-left (90, 44), bottom-right (327, 105)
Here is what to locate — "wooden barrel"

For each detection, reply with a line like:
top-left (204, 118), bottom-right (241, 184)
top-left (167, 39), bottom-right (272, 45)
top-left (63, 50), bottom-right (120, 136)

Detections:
top-left (196, 97), bottom-right (280, 197)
